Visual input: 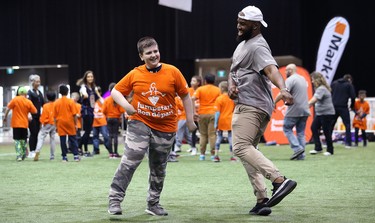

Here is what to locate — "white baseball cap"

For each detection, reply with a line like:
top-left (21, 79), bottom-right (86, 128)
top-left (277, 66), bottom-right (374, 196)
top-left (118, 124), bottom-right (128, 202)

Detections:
top-left (238, 5), bottom-right (268, 28)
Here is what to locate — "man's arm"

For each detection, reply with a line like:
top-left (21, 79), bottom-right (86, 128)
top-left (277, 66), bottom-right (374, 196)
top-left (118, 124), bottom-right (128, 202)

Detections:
top-left (263, 65), bottom-right (293, 105)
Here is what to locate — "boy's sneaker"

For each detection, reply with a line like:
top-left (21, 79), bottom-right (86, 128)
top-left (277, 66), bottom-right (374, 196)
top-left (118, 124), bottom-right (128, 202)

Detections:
top-left (84, 152), bottom-right (93, 157)
top-left (191, 148), bottom-right (197, 156)
top-left (213, 156), bottom-right (220, 162)
top-left (266, 178), bottom-right (297, 207)
top-left (50, 156), bottom-right (55, 161)
top-left (230, 156), bottom-right (237, 161)
top-left (34, 152), bottom-right (40, 161)
top-left (167, 155), bottom-right (179, 162)
top-left (108, 202), bottom-right (122, 215)
top-left (62, 157), bottom-right (68, 162)
top-left (16, 156), bottom-right (22, 162)
top-left (74, 156), bottom-right (81, 162)
top-left (290, 149), bottom-right (304, 160)
top-left (145, 203), bottom-right (168, 216)
top-left (199, 155), bottom-right (205, 161)
top-left (249, 198), bottom-right (272, 216)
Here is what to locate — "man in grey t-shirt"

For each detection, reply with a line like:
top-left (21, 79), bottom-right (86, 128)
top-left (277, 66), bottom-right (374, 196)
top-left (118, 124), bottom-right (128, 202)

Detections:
top-left (228, 5), bottom-right (297, 217)
top-left (275, 64), bottom-right (310, 160)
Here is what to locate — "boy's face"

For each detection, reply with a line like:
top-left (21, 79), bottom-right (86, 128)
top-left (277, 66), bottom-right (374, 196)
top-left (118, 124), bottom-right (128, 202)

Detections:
top-left (359, 93), bottom-right (366, 100)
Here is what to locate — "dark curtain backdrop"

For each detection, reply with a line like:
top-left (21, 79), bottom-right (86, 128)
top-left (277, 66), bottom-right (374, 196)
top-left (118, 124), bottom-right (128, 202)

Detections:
top-left (1, 0), bottom-right (374, 95)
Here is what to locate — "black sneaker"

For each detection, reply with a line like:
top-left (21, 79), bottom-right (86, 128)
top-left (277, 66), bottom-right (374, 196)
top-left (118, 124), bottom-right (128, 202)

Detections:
top-left (249, 198), bottom-right (272, 216)
top-left (290, 149), bottom-right (304, 160)
top-left (145, 203), bottom-right (168, 216)
top-left (266, 178), bottom-right (297, 207)
top-left (108, 202), bottom-right (122, 215)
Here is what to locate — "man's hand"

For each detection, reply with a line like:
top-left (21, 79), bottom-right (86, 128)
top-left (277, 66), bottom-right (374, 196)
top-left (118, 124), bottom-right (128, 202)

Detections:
top-left (281, 90), bottom-right (294, 106)
top-left (228, 86), bottom-right (239, 100)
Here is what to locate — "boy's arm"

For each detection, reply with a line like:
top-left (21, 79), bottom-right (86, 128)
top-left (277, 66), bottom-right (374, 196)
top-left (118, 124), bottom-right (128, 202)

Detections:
top-left (181, 93), bottom-right (197, 132)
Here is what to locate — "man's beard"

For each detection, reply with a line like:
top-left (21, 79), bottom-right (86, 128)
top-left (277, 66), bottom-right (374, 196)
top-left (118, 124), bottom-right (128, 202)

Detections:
top-left (236, 29), bottom-right (253, 42)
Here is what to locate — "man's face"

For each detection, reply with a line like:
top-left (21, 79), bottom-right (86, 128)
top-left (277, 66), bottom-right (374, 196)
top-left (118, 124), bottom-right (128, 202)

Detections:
top-left (236, 18), bottom-right (255, 42)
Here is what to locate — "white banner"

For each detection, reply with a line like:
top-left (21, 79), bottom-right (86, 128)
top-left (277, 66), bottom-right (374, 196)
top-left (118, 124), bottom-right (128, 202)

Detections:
top-left (159, 0), bottom-right (192, 12)
top-left (315, 17), bottom-right (350, 85)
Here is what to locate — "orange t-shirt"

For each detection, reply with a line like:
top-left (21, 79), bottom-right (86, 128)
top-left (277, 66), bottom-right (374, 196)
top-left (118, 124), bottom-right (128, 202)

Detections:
top-left (215, 93), bottom-right (235, 131)
top-left (114, 63), bottom-right (189, 132)
top-left (39, 101), bottom-right (55, 125)
top-left (353, 100), bottom-right (370, 130)
top-left (93, 100), bottom-right (107, 127)
top-left (7, 96), bottom-right (37, 128)
top-left (102, 96), bottom-right (125, 119)
top-left (194, 84), bottom-right (221, 115)
top-left (54, 96), bottom-right (79, 136)
top-left (74, 101), bottom-right (82, 129)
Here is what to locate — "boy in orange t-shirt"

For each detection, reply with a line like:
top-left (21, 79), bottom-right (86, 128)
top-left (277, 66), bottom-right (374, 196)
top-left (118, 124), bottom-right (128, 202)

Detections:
top-left (3, 86), bottom-right (37, 161)
top-left (108, 37), bottom-right (196, 216)
top-left (34, 92), bottom-right (57, 161)
top-left (92, 86), bottom-right (113, 157)
top-left (213, 81), bottom-right (236, 162)
top-left (54, 84), bottom-right (80, 162)
top-left (192, 73), bottom-right (221, 161)
top-left (71, 92), bottom-right (83, 155)
top-left (103, 82), bottom-right (126, 158)
top-left (353, 90), bottom-right (370, 147)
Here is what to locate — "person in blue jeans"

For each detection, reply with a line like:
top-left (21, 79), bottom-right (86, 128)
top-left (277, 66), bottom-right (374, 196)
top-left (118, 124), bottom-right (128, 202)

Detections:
top-left (275, 63), bottom-right (310, 160)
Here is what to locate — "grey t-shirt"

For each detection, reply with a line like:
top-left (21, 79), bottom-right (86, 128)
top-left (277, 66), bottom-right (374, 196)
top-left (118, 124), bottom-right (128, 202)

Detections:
top-left (314, 85), bottom-right (335, 116)
top-left (230, 34), bottom-right (277, 117)
top-left (285, 74), bottom-right (310, 117)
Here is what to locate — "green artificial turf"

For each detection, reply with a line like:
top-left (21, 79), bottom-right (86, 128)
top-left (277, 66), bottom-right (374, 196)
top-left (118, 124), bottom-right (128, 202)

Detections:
top-left (0, 141), bottom-right (374, 223)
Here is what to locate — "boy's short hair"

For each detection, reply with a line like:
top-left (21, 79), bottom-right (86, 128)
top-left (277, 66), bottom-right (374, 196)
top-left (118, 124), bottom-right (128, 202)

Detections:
top-left (71, 92), bottom-right (80, 101)
top-left (358, 90), bottom-right (367, 95)
top-left (59, 84), bottom-right (69, 96)
top-left (204, 73), bottom-right (216, 84)
top-left (218, 81), bottom-right (228, 92)
top-left (46, 91), bottom-right (57, 101)
top-left (137, 37), bottom-right (157, 54)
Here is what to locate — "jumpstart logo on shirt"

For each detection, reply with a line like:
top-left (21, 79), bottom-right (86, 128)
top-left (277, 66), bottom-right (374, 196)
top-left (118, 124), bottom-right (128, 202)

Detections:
top-left (138, 82), bottom-right (174, 118)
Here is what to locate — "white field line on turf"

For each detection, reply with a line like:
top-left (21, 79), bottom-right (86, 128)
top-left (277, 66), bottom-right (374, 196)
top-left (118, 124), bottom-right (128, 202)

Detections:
top-left (0, 153), bottom-right (16, 156)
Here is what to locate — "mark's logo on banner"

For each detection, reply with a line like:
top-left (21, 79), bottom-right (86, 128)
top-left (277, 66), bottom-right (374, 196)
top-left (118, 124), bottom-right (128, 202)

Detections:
top-left (315, 17), bottom-right (350, 85)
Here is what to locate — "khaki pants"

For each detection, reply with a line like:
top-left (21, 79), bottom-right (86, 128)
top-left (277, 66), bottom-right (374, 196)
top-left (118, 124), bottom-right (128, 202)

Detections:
top-left (198, 114), bottom-right (216, 155)
top-left (232, 104), bottom-right (283, 200)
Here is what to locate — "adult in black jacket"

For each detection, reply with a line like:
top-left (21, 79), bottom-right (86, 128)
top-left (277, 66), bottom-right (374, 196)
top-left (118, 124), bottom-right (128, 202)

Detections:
top-left (330, 74), bottom-right (356, 148)
top-left (27, 74), bottom-right (45, 157)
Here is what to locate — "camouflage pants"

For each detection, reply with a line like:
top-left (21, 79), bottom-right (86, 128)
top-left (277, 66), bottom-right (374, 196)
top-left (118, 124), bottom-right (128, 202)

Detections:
top-left (108, 120), bottom-right (175, 206)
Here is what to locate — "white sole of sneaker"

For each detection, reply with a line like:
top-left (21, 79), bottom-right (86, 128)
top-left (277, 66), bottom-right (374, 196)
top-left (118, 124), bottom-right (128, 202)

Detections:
top-left (266, 179), bottom-right (297, 207)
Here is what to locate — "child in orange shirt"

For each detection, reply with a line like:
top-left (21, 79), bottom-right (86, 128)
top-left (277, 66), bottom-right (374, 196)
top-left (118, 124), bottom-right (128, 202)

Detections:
top-left (353, 90), bottom-right (370, 147)
top-left (3, 86), bottom-right (37, 161)
top-left (213, 81), bottom-right (236, 162)
top-left (92, 86), bottom-right (113, 157)
top-left (54, 84), bottom-right (80, 162)
top-left (192, 74), bottom-right (221, 161)
top-left (108, 37), bottom-right (196, 216)
top-left (103, 82), bottom-right (126, 158)
top-left (187, 75), bottom-right (202, 155)
top-left (34, 92), bottom-right (57, 161)
top-left (71, 92), bottom-right (83, 155)
top-left (174, 95), bottom-right (194, 153)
